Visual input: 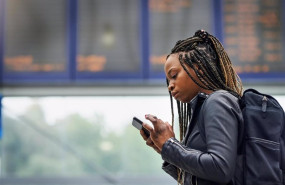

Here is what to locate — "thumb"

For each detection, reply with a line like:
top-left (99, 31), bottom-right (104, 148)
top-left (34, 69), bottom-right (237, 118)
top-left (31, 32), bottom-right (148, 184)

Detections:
top-left (142, 123), bottom-right (153, 133)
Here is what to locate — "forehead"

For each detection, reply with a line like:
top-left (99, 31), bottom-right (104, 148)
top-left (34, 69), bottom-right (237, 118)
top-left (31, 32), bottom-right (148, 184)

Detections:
top-left (164, 54), bottom-right (181, 71)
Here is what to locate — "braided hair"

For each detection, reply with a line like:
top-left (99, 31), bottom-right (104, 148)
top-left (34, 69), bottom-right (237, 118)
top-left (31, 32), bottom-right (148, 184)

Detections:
top-left (167, 30), bottom-right (243, 142)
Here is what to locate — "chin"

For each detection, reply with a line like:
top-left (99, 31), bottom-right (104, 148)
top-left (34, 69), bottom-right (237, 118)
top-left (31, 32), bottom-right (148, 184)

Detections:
top-left (180, 100), bottom-right (188, 103)
top-left (175, 95), bottom-right (191, 103)
top-left (180, 97), bottom-right (193, 103)
top-left (177, 98), bottom-right (187, 103)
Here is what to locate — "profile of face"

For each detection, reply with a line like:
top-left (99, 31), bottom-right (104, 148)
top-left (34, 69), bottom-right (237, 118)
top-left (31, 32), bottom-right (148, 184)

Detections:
top-left (164, 53), bottom-right (201, 103)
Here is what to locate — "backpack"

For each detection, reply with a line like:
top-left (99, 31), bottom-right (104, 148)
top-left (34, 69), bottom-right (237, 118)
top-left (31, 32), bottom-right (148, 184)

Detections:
top-left (239, 89), bottom-right (285, 185)
top-left (197, 89), bottom-right (285, 185)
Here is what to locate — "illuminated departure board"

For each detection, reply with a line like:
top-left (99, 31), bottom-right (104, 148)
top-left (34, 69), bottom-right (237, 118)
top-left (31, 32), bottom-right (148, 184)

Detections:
top-left (0, 0), bottom-right (285, 85)
top-left (77, 0), bottom-right (141, 76)
top-left (3, 0), bottom-right (67, 73)
top-left (223, 0), bottom-right (285, 78)
top-left (149, 0), bottom-right (213, 75)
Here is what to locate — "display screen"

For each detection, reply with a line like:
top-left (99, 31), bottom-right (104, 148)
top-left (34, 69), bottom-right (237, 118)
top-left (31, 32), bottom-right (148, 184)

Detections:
top-left (223, 0), bottom-right (285, 78)
top-left (3, 0), bottom-right (67, 73)
top-left (0, 0), bottom-right (284, 84)
top-left (149, 0), bottom-right (213, 74)
top-left (77, 0), bottom-right (141, 74)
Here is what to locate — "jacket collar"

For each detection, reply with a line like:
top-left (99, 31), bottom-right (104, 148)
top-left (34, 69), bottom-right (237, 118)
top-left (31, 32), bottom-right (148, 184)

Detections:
top-left (182, 92), bottom-right (209, 144)
top-left (189, 92), bottom-right (208, 110)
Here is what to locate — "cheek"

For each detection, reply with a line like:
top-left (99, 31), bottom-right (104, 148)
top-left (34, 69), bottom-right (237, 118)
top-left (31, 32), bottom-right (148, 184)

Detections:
top-left (183, 75), bottom-right (195, 90)
top-left (183, 79), bottom-right (200, 101)
top-left (177, 70), bottom-right (200, 101)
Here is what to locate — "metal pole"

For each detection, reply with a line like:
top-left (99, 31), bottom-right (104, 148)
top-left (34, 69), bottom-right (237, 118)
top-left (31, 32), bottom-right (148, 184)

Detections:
top-left (0, 94), bottom-right (2, 178)
top-left (0, 94), bottom-right (2, 139)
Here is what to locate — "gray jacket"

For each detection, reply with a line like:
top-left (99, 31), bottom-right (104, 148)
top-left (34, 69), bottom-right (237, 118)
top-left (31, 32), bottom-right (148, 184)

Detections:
top-left (161, 90), bottom-right (244, 185)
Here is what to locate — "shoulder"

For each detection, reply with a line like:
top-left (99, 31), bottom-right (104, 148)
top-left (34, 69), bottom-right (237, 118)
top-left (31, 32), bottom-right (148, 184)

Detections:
top-left (207, 90), bottom-right (239, 100)
top-left (203, 90), bottom-right (241, 112)
top-left (199, 90), bottom-right (243, 134)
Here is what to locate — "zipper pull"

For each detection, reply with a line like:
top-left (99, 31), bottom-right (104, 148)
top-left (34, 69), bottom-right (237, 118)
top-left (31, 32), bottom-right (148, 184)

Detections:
top-left (262, 96), bottom-right (268, 113)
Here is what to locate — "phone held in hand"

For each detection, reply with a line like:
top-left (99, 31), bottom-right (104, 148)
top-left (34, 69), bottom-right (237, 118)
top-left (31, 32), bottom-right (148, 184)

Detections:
top-left (132, 117), bottom-right (150, 137)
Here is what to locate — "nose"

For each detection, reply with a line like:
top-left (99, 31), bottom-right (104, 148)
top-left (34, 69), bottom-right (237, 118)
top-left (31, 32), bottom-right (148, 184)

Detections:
top-left (168, 81), bottom-right (174, 91)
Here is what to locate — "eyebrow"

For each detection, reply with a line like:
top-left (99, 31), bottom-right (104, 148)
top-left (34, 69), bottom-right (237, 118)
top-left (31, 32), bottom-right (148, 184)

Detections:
top-left (167, 68), bottom-right (172, 77)
top-left (167, 68), bottom-right (176, 77)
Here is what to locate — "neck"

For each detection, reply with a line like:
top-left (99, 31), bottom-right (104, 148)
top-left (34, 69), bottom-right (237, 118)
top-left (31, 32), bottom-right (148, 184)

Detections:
top-left (200, 89), bottom-right (214, 95)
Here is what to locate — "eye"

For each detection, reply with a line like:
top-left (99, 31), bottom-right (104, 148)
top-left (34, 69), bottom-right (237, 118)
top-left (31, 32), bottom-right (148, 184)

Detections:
top-left (171, 73), bottom-right (177, 79)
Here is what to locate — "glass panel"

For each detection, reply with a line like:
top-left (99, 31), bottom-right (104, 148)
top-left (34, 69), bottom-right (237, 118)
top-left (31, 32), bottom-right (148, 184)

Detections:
top-left (0, 96), bottom-right (177, 185)
top-left (77, 0), bottom-right (140, 74)
top-left (4, 0), bottom-right (67, 73)
top-left (223, 0), bottom-right (285, 76)
top-left (1, 94), bottom-right (285, 185)
top-left (149, 0), bottom-right (213, 74)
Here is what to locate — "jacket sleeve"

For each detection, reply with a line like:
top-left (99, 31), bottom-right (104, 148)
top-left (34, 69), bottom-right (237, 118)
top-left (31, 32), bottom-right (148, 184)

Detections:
top-left (161, 92), bottom-right (242, 184)
top-left (161, 161), bottom-right (178, 181)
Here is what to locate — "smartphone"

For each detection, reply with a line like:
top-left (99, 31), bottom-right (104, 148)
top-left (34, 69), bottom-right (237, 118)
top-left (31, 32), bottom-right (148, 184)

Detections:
top-left (132, 117), bottom-right (150, 137)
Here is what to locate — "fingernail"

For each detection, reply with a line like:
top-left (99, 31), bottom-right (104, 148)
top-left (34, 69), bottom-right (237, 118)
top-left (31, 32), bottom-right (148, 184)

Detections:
top-left (145, 114), bottom-right (149, 118)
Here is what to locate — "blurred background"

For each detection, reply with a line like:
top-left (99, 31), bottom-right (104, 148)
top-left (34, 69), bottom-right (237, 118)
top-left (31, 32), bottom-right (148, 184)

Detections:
top-left (0, 0), bottom-right (285, 185)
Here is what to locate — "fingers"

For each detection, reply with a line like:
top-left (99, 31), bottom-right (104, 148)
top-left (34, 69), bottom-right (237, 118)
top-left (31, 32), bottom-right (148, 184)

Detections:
top-left (152, 145), bottom-right (161, 154)
top-left (146, 137), bottom-right (161, 154)
top-left (145, 114), bottom-right (167, 134)
top-left (145, 114), bottom-right (162, 129)
top-left (142, 122), bottom-right (153, 133)
top-left (145, 114), bottom-right (158, 122)
top-left (146, 137), bottom-right (153, 146)
top-left (140, 127), bottom-right (158, 152)
top-left (140, 129), bottom-right (148, 140)
top-left (165, 121), bottom-right (173, 130)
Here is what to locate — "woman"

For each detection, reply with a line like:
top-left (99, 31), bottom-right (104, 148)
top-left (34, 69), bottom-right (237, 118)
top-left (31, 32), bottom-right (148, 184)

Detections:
top-left (140, 30), bottom-right (244, 185)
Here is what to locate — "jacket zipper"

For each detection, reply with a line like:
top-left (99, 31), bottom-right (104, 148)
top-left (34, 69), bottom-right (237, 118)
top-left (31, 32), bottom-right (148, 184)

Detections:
top-left (262, 96), bottom-right (268, 112)
top-left (248, 136), bottom-right (280, 146)
top-left (169, 138), bottom-right (200, 154)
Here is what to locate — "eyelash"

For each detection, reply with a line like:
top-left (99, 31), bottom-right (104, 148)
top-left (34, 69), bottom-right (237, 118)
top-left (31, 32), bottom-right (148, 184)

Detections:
top-left (171, 73), bottom-right (177, 79)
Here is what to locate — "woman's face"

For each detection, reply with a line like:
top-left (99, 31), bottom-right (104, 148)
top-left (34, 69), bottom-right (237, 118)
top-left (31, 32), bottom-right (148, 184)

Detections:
top-left (164, 53), bottom-right (201, 103)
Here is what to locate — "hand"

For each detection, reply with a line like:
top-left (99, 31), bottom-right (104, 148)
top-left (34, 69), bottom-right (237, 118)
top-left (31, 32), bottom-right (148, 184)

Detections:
top-left (143, 114), bottom-right (175, 152)
top-left (140, 129), bottom-right (161, 154)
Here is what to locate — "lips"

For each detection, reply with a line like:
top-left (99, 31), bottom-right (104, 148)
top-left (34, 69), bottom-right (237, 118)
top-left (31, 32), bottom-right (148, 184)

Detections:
top-left (172, 92), bottom-right (179, 99)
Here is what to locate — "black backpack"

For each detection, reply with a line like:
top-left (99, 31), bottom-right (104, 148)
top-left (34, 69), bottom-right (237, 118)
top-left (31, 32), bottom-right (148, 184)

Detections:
top-left (239, 89), bottom-right (285, 185)
top-left (197, 89), bottom-right (285, 185)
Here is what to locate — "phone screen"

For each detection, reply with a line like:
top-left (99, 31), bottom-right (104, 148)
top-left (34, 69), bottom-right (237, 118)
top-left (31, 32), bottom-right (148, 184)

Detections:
top-left (132, 117), bottom-right (150, 137)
